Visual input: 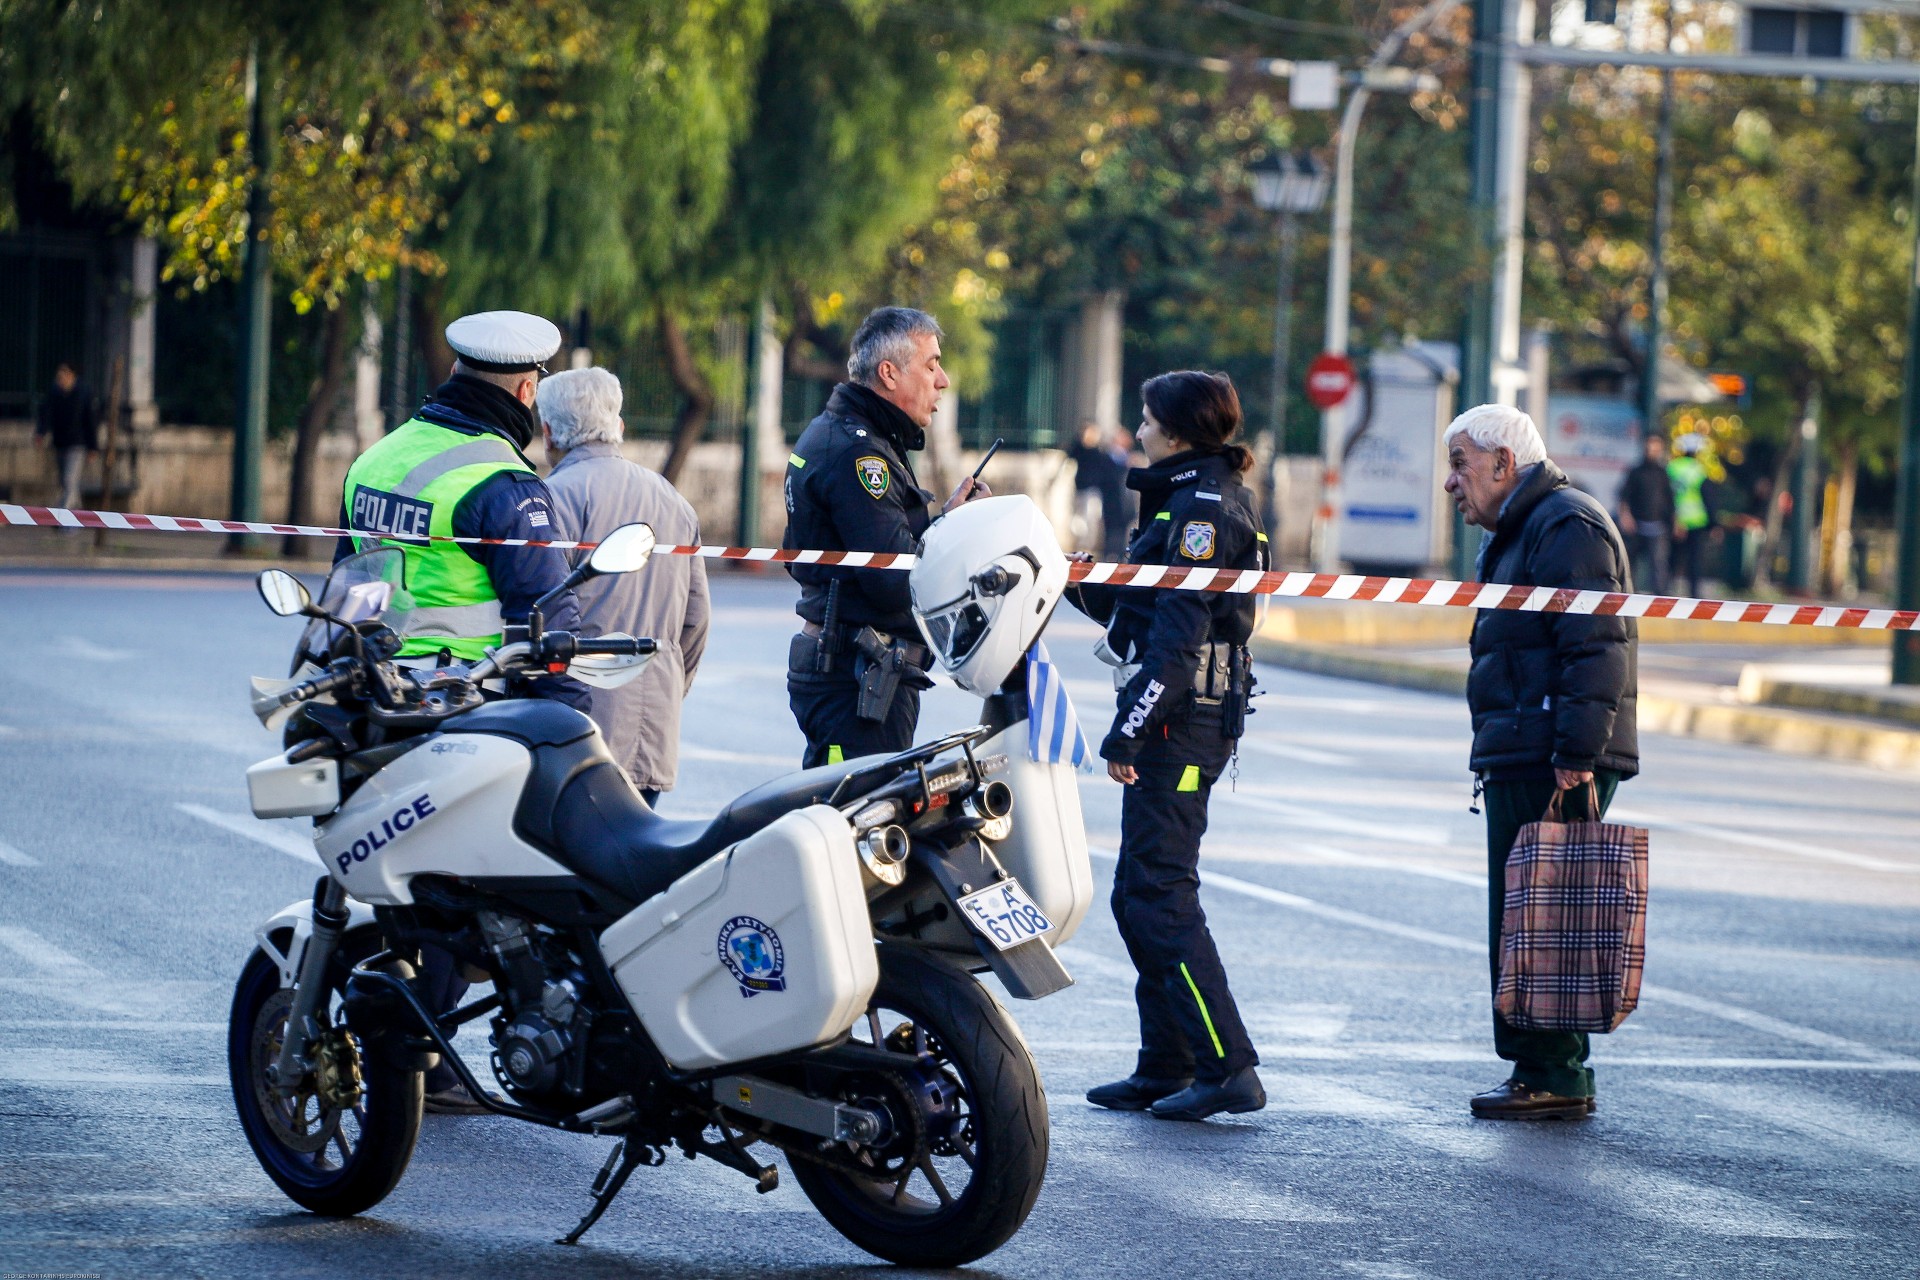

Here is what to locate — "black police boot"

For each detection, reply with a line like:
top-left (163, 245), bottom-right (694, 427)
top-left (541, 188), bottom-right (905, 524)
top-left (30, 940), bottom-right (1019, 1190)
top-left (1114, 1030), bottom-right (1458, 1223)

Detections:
top-left (1086, 1073), bottom-right (1194, 1112)
top-left (1148, 1066), bottom-right (1266, 1121)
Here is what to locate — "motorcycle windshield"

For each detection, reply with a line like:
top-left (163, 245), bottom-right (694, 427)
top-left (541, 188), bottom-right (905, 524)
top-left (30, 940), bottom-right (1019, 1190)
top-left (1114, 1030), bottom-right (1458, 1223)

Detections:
top-left (292, 547), bottom-right (414, 671)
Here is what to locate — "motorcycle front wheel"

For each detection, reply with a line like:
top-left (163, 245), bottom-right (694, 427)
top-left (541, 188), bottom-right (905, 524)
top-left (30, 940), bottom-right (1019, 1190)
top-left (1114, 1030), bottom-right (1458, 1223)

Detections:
top-left (228, 936), bottom-right (422, 1216)
top-left (791, 946), bottom-right (1049, 1267)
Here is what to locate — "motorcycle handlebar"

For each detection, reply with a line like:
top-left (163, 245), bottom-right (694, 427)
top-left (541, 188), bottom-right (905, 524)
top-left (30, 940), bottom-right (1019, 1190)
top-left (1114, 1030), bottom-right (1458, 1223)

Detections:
top-left (281, 667), bottom-right (354, 706)
top-left (572, 637), bottom-right (657, 657)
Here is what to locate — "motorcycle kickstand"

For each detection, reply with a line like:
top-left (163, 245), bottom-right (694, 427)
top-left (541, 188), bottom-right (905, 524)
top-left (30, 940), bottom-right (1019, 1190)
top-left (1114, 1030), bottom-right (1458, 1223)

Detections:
top-left (556, 1135), bottom-right (661, 1246)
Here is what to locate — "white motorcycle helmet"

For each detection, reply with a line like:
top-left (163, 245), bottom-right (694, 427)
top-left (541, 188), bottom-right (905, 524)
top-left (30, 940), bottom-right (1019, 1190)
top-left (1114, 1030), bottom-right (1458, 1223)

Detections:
top-left (911, 494), bottom-right (1070, 695)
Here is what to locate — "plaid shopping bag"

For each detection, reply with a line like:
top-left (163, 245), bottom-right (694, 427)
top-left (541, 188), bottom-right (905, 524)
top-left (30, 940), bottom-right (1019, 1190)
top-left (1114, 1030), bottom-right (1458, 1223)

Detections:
top-left (1494, 786), bottom-right (1649, 1033)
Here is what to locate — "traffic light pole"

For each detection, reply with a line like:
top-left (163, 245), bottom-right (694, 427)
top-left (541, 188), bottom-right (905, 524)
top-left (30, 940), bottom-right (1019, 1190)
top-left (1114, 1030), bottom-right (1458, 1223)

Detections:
top-left (1456, 0), bottom-right (1505, 579)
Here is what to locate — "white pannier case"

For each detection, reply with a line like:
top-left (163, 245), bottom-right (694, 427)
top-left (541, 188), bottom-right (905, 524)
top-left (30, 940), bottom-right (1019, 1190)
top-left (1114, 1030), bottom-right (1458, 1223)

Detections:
top-left (599, 805), bottom-right (880, 1071)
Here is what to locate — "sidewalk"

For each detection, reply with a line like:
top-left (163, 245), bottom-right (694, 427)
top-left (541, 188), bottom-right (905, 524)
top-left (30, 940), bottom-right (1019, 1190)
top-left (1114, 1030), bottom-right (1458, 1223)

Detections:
top-left (1253, 602), bottom-right (1920, 773)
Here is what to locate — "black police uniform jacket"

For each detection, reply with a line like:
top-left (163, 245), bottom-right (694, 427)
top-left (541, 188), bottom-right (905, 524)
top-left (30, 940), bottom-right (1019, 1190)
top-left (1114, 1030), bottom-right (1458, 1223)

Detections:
top-left (1468, 459), bottom-right (1638, 780)
top-left (783, 383), bottom-right (937, 635)
top-left (1069, 449), bottom-right (1265, 766)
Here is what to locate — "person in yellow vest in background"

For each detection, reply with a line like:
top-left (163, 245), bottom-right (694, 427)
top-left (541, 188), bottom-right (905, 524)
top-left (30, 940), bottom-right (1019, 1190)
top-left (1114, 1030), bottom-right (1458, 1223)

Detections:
top-left (335, 309), bottom-right (586, 1114)
top-left (1667, 433), bottom-right (1713, 600)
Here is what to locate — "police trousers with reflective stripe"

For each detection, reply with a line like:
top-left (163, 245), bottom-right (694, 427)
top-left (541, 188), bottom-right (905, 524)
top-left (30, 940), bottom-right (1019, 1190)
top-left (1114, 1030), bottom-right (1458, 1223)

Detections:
top-left (1112, 712), bottom-right (1258, 1082)
top-left (786, 667), bottom-right (921, 770)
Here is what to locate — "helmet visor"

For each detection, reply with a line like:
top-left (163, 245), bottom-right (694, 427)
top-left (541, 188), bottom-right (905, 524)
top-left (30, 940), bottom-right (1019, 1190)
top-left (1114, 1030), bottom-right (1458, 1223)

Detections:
top-left (925, 599), bottom-right (996, 666)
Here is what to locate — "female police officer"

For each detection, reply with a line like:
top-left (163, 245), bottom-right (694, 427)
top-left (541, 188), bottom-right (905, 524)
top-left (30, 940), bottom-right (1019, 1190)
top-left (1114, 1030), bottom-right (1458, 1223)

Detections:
top-left (1069, 371), bottom-right (1268, 1122)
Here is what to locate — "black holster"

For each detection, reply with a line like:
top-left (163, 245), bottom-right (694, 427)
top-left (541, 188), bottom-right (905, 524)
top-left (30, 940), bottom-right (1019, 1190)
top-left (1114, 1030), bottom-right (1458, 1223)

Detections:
top-left (852, 626), bottom-right (931, 723)
top-left (1222, 645), bottom-right (1253, 740)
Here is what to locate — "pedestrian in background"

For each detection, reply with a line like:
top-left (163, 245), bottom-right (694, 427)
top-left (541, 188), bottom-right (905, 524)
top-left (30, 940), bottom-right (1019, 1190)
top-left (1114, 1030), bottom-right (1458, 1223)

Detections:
top-left (1668, 433), bottom-right (1713, 599)
top-left (1615, 434), bottom-right (1673, 594)
top-left (1442, 404), bottom-right (1638, 1121)
top-left (540, 366), bottom-right (709, 808)
top-left (34, 361), bottom-right (97, 510)
top-left (1070, 370), bottom-right (1268, 1123)
top-left (1067, 419), bottom-right (1115, 553)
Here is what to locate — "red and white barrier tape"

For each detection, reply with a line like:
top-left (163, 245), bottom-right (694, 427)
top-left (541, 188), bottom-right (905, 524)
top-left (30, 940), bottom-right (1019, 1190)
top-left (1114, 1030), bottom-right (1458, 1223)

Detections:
top-left (5, 502), bottom-right (1917, 631)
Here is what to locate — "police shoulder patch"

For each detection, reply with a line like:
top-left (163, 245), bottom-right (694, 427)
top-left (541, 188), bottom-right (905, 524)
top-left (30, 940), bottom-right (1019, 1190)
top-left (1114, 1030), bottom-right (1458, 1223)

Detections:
top-left (1180, 520), bottom-right (1216, 560)
top-left (855, 455), bottom-right (891, 499)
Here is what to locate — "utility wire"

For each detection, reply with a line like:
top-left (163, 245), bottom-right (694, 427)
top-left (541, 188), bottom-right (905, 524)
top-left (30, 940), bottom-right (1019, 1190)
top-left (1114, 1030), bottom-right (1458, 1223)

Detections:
top-left (1187, 0), bottom-right (1372, 41)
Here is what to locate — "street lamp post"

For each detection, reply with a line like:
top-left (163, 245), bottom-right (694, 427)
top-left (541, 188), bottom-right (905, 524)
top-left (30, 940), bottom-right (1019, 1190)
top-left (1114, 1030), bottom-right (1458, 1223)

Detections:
top-left (1248, 152), bottom-right (1330, 540)
top-left (1319, 0), bottom-right (1463, 572)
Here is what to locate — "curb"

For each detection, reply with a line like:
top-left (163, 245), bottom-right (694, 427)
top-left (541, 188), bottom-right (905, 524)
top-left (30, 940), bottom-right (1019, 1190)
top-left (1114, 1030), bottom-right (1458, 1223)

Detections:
top-left (1251, 639), bottom-right (1920, 774)
top-left (1736, 669), bottom-right (1920, 730)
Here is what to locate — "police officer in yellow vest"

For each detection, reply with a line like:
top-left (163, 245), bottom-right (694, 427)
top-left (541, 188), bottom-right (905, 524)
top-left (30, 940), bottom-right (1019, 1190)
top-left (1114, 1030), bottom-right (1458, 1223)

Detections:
top-left (335, 310), bottom-right (584, 1114)
top-left (336, 310), bottom-right (586, 708)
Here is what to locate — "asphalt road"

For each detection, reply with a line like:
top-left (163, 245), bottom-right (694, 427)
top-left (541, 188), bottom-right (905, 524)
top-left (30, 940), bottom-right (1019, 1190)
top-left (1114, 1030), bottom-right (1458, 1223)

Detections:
top-left (2, 567), bottom-right (1917, 1279)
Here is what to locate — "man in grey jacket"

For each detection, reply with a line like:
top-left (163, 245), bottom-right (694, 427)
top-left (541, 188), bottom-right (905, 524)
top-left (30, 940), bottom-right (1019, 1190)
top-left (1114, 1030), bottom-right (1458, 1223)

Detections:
top-left (539, 367), bottom-right (710, 805)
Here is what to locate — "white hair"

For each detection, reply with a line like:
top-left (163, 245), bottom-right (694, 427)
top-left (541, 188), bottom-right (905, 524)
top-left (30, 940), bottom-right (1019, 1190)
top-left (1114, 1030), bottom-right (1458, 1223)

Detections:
top-left (1443, 403), bottom-right (1547, 467)
top-left (537, 367), bottom-right (624, 449)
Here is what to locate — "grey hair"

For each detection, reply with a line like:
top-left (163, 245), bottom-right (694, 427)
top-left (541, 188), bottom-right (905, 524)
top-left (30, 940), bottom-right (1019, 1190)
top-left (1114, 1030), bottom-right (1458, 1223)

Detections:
top-left (847, 306), bottom-right (943, 385)
top-left (1443, 403), bottom-right (1547, 467)
top-left (536, 367), bottom-right (625, 449)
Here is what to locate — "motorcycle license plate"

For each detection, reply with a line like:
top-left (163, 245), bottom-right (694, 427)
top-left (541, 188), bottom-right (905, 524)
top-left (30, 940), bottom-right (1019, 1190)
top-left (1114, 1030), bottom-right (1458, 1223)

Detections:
top-left (956, 878), bottom-right (1054, 951)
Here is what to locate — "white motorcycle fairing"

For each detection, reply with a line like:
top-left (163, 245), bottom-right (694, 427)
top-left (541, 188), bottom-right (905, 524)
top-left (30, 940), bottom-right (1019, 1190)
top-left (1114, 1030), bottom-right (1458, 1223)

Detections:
top-left (314, 732), bottom-right (570, 904)
top-left (256, 897), bottom-right (380, 986)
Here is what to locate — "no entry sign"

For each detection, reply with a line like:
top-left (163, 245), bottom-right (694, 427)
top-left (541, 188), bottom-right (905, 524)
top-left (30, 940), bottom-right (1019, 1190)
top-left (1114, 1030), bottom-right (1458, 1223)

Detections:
top-left (1305, 352), bottom-right (1357, 409)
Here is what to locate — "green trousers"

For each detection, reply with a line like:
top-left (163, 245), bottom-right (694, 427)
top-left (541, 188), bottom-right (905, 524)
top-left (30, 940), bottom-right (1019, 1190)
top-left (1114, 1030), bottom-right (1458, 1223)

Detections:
top-left (1482, 770), bottom-right (1621, 1099)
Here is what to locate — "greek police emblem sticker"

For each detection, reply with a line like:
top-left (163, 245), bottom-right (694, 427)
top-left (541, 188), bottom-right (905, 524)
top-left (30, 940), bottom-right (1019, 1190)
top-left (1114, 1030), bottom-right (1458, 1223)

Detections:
top-left (855, 455), bottom-right (891, 499)
top-left (717, 916), bottom-right (787, 997)
top-left (1180, 520), bottom-right (1217, 560)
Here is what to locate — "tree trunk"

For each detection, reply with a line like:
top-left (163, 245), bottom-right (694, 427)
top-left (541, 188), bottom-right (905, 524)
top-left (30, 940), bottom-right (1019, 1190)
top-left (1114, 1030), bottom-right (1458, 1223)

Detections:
top-left (284, 302), bottom-right (354, 557)
top-left (1755, 390), bottom-right (1811, 589)
top-left (658, 305), bottom-right (714, 485)
top-left (410, 275), bottom-right (456, 389)
top-left (1822, 440), bottom-right (1859, 597)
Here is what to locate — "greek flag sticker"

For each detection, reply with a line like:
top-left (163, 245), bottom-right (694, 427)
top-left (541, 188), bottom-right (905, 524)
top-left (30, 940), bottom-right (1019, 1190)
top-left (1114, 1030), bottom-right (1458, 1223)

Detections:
top-left (1025, 642), bottom-right (1092, 772)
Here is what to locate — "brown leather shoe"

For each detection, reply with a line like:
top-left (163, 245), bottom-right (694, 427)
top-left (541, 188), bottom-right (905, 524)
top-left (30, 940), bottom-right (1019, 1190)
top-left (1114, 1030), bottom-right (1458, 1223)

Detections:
top-left (1469, 1079), bottom-right (1591, 1121)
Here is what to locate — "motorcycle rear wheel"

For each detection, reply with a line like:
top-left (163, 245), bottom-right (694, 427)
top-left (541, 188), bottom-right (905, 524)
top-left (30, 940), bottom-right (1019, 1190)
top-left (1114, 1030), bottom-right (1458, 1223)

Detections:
top-left (228, 937), bottom-right (422, 1216)
top-left (791, 947), bottom-right (1049, 1267)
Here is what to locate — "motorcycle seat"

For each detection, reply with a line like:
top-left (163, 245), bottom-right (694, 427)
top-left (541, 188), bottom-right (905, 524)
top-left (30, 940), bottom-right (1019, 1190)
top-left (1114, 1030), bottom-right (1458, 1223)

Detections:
top-left (544, 755), bottom-right (891, 904)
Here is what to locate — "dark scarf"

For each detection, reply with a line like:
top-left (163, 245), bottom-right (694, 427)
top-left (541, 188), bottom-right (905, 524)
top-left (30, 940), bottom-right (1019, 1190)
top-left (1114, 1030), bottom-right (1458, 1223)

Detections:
top-left (828, 381), bottom-right (926, 455)
top-left (419, 373), bottom-right (537, 449)
top-left (1126, 448), bottom-right (1233, 521)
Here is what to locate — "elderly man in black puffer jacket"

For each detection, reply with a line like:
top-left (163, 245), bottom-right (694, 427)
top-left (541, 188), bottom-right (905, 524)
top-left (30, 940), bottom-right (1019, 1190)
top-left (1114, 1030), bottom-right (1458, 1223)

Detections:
top-left (1442, 403), bottom-right (1638, 1122)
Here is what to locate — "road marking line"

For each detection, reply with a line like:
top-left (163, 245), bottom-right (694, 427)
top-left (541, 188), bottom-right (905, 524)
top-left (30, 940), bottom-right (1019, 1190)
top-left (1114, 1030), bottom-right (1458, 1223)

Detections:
top-left (59, 635), bottom-right (137, 662)
top-left (1239, 738), bottom-right (1358, 767)
top-left (1032, 1040), bottom-right (1920, 1071)
top-left (680, 742), bottom-right (798, 769)
top-left (0, 839), bottom-right (41, 866)
top-left (1659, 1081), bottom-right (1920, 1167)
top-left (1089, 849), bottom-right (1918, 1068)
top-left (0, 926), bottom-right (104, 980)
top-left (176, 803), bottom-right (320, 865)
top-left (1288, 839), bottom-right (1485, 887)
top-left (1215, 791), bottom-right (1454, 848)
top-left (0, 1020), bottom-right (226, 1032)
top-left (1609, 807), bottom-right (1915, 874)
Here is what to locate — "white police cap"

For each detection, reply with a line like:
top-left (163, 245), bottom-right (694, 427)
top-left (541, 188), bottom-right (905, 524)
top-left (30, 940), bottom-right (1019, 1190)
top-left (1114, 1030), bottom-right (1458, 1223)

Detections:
top-left (445, 310), bottom-right (564, 374)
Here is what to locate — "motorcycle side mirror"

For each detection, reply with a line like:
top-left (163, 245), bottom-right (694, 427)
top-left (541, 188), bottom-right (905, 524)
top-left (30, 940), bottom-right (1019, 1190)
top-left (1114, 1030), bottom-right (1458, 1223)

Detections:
top-left (588, 522), bottom-right (656, 576)
top-left (257, 569), bottom-right (314, 618)
top-left (529, 523), bottom-right (658, 640)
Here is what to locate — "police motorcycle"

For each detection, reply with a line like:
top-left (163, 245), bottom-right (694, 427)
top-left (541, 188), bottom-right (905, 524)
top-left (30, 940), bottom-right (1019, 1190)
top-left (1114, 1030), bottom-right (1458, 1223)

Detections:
top-left (227, 498), bottom-right (1094, 1267)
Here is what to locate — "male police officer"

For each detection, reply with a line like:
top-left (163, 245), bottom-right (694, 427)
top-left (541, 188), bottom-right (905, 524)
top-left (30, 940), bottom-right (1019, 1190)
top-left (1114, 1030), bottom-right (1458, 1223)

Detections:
top-left (783, 307), bottom-right (989, 768)
top-left (337, 309), bottom-right (583, 1113)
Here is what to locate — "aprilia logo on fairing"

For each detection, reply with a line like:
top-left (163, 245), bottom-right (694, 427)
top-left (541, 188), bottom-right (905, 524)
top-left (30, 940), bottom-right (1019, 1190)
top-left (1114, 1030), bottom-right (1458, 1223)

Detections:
top-left (336, 794), bottom-right (436, 874)
top-left (1119, 679), bottom-right (1165, 738)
